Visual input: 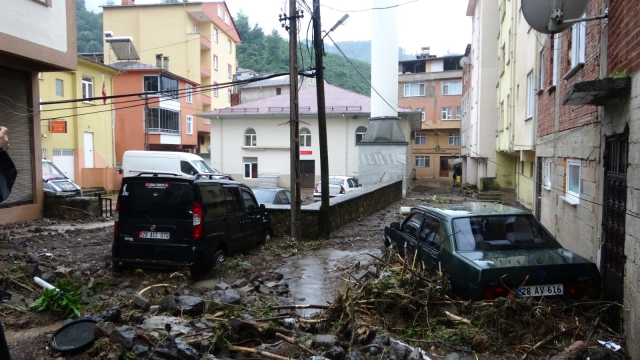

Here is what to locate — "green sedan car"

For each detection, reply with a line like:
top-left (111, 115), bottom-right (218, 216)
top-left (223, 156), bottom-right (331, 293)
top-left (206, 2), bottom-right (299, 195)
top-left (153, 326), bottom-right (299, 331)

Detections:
top-left (384, 203), bottom-right (601, 301)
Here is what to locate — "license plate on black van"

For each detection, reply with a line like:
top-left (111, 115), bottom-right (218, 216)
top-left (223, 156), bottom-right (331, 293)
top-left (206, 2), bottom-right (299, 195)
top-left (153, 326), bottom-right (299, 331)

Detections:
top-left (139, 231), bottom-right (170, 239)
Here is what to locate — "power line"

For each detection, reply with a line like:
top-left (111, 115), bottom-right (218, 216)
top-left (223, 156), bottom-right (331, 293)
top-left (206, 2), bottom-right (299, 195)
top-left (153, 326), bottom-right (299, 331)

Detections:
top-left (320, 0), bottom-right (420, 12)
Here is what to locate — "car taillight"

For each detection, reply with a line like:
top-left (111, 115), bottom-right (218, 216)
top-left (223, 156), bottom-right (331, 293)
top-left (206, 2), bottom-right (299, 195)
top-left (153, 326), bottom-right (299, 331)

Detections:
top-left (193, 201), bottom-right (203, 240)
top-left (114, 199), bottom-right (120, 237)
top-left (483, 286), bottom-right (513, 300)
top-left (314, 186), bottom-right (318, 193)
top-left (339, 185), bottom-right (345, 194)
top-left (566, 283), bottom-right (596, 297)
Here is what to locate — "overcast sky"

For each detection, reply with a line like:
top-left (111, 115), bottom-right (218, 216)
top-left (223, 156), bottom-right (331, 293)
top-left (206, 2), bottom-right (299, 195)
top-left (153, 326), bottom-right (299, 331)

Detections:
top-left (85, 0), bottom-right (471, 56)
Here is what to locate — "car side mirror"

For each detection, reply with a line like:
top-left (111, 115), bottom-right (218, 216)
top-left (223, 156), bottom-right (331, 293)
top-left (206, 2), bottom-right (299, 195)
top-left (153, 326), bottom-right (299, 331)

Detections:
top-left (390, 222), bottom-right (400, 230)
top-left (259, 204), bottom-right (266, 215)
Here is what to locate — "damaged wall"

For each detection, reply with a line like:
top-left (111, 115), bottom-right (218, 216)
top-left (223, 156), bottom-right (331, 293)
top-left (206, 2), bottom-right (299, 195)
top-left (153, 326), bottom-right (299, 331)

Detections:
top-left (43, 192), bottom-right (100, 221)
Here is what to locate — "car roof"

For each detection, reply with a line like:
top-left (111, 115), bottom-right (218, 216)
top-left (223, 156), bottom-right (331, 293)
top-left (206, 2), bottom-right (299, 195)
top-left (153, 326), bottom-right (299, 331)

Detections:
top-left (122, 176), bottom-right (243, 187)
top-left (251, 188), bottom-right (286, 192)
top-left (415, 202), bottom-right (529, 219)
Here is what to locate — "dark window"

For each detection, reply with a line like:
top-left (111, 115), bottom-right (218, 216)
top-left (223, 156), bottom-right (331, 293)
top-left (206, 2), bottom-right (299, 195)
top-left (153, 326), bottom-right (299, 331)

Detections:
top-left (347, 179), bottom-right (356, 188)
top-left (420, 216), bottom-right (442, 251)
top-left (277, 191), bottom-right (290, 204)
top-left (355, 126), bottom-right (367, 144)
top-left (223, 186), bottom-right (242, 215)
top-left (143, 75), bottom-right (159, 92)
top-left (147, 108), bottom-right (180, 134)
top-left (118, 182), bottom-right (193, 220)
top-left (276, 87), bottom-right (282, 95)
top-left (241, 189), bottom-right (258, 212)
top-left (180, 161), bottom-right (198, 175)
top-left (199, 184), bottom-right (226, 219)
top-left (402, 213), bottom-right (424, 239)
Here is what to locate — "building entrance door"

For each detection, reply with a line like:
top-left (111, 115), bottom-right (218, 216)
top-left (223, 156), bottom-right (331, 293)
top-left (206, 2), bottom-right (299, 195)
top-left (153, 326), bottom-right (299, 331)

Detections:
top-left (439, 157), bottom-right (452, 177)
top-left (300, 160), bottom-right (315, 188)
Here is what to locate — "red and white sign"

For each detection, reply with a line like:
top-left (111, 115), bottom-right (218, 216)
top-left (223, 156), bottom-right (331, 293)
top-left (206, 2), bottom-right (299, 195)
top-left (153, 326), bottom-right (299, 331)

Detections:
top-left (300, 150), bottom-right (313, 160)
top-left (50, 121), bottom-right (67, 133)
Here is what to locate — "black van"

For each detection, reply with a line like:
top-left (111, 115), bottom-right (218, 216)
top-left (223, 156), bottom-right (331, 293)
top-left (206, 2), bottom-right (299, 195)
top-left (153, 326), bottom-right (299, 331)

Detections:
top-left (112, 175), bottom-right (271, 274)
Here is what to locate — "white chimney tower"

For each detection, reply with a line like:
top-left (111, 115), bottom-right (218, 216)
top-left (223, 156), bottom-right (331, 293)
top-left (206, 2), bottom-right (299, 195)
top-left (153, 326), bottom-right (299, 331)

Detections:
top-left (358, 0), bottom-right (411, 195)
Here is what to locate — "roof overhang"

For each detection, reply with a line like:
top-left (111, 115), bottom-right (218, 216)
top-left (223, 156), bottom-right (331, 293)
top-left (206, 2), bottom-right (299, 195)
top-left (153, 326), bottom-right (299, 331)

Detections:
top-left (563, 77), bottom-right (631, 106)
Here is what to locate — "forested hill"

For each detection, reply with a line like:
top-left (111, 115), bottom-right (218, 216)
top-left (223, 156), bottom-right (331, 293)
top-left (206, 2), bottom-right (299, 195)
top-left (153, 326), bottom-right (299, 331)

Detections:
top-left (76, 0), bottom-right (103, 53)
top-left (324, 40), bottom-right (415, 64)
top-left (235, 13), bottom-right (371, 96)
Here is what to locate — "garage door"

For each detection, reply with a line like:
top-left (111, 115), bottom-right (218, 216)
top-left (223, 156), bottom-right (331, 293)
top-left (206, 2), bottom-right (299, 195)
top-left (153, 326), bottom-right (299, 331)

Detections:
top-left (53, 150), bottom-right (75, 181)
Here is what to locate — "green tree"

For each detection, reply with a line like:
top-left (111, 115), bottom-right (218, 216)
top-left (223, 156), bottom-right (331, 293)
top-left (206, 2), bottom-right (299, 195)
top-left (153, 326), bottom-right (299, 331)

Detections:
top-left (76, 0), bottom-right (103, 53)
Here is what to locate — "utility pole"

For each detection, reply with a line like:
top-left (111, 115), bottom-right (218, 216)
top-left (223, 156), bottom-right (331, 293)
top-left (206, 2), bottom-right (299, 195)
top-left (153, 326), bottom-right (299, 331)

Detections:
top-left (143, 81), bottom-right (150, 151)
top-left (313, 0), bottom-right (330, 237)
top-left (281, 0), bottom-right (302, 240)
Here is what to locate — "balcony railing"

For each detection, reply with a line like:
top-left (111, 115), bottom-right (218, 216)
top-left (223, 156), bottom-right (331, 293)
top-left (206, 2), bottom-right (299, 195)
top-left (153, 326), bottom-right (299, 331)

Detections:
top-left (200, 34), bottom-right (211, 50)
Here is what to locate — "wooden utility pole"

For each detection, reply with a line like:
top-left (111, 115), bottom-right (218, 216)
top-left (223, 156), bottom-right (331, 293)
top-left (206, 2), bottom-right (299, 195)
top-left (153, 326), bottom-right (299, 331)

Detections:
top-left (313, 0), bottom-right (330, 237)
top-left (143, 81), bottom-right (150, 151)
top-left (286, 0), bottom-right (302, 240)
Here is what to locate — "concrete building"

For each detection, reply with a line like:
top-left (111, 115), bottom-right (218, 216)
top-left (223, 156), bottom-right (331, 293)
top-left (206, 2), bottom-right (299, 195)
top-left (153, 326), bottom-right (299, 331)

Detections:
top-left (535, 0), bottom-right (640, 354)
top-left (495, 0), bottom-right (540, 209)
top-left (461, 0), bottom-right (499, 189)
top-left (109, 62), bottom-right (199, 164)
top-left (0, 0), bottom-right (77, 224)
top-left (197, 84), bottom-right (420, 187)
top-left (102, 0), bottom-right (241, 158)
top-left (238, 73), bottom-right (316, 104)
top-left (40, 57), bottom-right (121, 191)
top-left (398, 49), bottom-right (464, 179)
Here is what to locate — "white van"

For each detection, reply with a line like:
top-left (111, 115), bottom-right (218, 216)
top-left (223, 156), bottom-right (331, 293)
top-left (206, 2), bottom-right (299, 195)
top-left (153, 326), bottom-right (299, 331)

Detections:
top-left (122, 151), bottom-right (232, 179)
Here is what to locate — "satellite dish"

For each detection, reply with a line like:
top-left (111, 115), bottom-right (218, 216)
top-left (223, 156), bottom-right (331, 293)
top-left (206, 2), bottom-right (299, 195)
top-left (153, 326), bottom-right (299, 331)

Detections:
top-left (459, 56), bottom-right (470, 68)
top-left (206, 145), bottom-right (211, 153)
top-left (522, 0), bottom-right (589, 34)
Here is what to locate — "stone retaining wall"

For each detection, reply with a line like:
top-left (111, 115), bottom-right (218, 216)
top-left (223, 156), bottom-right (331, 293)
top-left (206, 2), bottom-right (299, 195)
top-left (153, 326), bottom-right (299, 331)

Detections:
top-left (265, 179), bottom-right (403, 239)
top-left (43, 192), bottom-right (100, 220)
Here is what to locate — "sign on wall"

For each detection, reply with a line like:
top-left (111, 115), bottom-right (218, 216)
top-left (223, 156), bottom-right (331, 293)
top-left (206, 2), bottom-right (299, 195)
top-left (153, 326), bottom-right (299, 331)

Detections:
top-left (50, 121), bottom-right (67, 133)
top-left (300, 150), bottom-right (312, 160)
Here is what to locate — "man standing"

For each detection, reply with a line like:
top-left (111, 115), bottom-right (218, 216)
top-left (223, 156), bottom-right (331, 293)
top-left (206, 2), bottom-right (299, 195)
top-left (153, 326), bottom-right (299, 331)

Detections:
top-left (0, 126), bottom-right (16, 202)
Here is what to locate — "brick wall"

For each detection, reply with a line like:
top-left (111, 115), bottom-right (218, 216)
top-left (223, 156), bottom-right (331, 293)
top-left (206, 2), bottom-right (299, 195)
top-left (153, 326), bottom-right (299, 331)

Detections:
top-left (537, 35), bottom-right (556, 137)
top-left (608, 0), bottom-right (640, 76)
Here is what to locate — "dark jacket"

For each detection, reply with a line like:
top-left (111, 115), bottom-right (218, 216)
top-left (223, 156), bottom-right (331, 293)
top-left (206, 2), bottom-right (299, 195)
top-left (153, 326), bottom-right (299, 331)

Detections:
top-left (0, 148), bottom-right (17, 202)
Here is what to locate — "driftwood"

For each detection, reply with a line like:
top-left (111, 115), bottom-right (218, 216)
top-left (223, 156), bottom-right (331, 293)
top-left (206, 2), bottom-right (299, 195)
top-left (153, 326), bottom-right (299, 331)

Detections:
top-left (271, 304), bottom-right (330, 310)
top-left (228, 345), bottom-right (290, 360)
top-left (228, 317), bottom-right (294, 337)
top-left (444, 311), bottom-right (471, 325)
top-left (275, 333), bottom-right (314, 355)
top-left (12, 279), bottom-right (37, 293)
top-left (520, 325), bottom-right (579, 360)
top-left (137, 283), bottom-right (170, 296)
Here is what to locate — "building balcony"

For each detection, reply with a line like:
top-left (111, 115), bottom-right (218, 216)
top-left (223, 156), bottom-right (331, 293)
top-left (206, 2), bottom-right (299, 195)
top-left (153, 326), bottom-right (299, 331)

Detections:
top-left (200, 64), bottom-right (211, 78)
top-left (198, 118), bottom-right (211, 133)
top-left (201, 94), bottom-right (211, 105)
top-left (200, 34), bottom-right (211, 50)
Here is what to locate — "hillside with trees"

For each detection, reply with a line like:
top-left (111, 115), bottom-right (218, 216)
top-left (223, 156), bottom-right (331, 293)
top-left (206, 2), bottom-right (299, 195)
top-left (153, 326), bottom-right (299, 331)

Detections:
top-left (235, 12), bottom-right (372, 96)
top-left (323, 40), bottom-right (415, 64)
top-left (76, 0), bottom-right (103, 53)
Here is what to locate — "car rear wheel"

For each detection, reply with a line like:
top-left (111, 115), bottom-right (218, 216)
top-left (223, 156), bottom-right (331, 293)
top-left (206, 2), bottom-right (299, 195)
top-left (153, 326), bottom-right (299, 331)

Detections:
top-left (261, 231), bottom-right (272, 245)
top-left (213, 250), bottom-right (226, 267)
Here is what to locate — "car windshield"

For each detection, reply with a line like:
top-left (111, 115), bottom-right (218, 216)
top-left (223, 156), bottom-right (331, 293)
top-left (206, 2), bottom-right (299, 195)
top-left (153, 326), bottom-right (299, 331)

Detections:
top-left (252, 189), bottom-right (275, 204)
top-left (452, 215), bottom-right (559, 251)
top-left (329, 178), bottom-right (343, 185)
top-left (192, 160), bottom-right (218, 173)
top-left (42, 162), bottom-right (67, 180)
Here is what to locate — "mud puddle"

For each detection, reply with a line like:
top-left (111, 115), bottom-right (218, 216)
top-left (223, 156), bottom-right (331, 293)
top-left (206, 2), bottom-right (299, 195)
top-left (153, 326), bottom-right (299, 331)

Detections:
top-left (4, 321), bottom-right (64, 344)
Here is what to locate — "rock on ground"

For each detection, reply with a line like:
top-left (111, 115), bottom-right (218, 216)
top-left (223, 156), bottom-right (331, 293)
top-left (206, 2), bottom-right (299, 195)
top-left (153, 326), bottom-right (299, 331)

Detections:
top-left (109, 325), bottom-right (136, 351)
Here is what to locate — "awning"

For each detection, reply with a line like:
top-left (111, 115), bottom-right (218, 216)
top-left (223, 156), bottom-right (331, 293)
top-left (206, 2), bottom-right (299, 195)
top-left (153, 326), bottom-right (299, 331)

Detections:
top-left (563, 77), bottom-right (630, 106)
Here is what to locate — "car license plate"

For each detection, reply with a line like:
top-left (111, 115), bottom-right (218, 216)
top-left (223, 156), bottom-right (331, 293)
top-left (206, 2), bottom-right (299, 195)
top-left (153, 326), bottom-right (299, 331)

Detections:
top-left (139, 231), bottom-right (170, 239)
top-left (517, 284), bottom-right (563, 297)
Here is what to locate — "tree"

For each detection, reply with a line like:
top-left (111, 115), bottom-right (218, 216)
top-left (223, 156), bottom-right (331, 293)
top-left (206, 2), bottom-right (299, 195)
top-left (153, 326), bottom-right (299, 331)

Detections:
top-left (76, 0), bottom-right (103, 53)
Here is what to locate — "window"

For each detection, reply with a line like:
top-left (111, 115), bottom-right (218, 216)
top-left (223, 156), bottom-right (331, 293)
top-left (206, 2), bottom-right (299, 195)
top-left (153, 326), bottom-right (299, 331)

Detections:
top-left (565, 159), bottom-right (581, 202)
top-left (355, 126), bottom-right (367, 144)
top-left (456, 106), bottom-right (462, 120)
top-left (193, 24), bottom-right (199, 34)
top-left (243, 157), bottom-right (258, 179)
top-left (415, 132), bottom-right (426, 145)
top-left (147, 108), bottom-right (180, 134)
top-left (542, 158), bottom-right (552, 189)
top-left (55, 79), bottom-right (64, 97)
top-left (200, 184), bottom-right (226, 220)
top-left (526, 71), bottom-right (534, 118)
top-left (224, 13), bottom-right (230, 25)
top-left (82, 76), bottom-right (94, 102)
top-left (552, 34), bottom-right (559, 86)
top-left (244, 128), bottom-right (256, 147)
top-left (213, 28), bottom-right (218, 43)
top-left (242, 189), bottom-right (258, 212)
top-left (442, 81), bottom-right (462, 95)
top-left (217, 5), bottom-right (223, 18)
top-left (402, 213), bottom-right (424, 239)
top-left (186, 84), bottom-right (192, 103)
top-left (213, 55), bottom-right (218, 71)
top-left (227, 40), bottom-right (232, 53)
top-left (300, 128), bottom-right (311, 147)
top-left (449, 132), bottom-right (460, 145)
top-left (223, 186), bottom-right (243, 214)
top-left (417, 108), bottom-right (425, 121)
top-left (213, 82), bottom-right (218, 97)
top-left (181, 160), bottom-right (198, 176)
top-left (227, 89), bottom-right (231, 102)
top-left (404, 82), bottom-right (425, 97)
top-left (570, 14), bottom-right (586, 68)
top-left (186, 115), bottom-right (193, 135)
top-left (227, 64), bottom-right (232, 78)
top-left (276, 87), bottom-right (282, 95)
top-left (441, 107), bottom-right (453, 120)
top-left (415, 156), bottom-right (430, 168)
top-left (143, 75), bottom-right (178, 98)
top-left (539, 50), bottom-right (544, 90)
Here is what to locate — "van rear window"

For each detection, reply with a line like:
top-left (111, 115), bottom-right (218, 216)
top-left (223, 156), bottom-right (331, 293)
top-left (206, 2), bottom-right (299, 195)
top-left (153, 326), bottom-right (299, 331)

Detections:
top-left (118, 182), bottom-right (193, 220)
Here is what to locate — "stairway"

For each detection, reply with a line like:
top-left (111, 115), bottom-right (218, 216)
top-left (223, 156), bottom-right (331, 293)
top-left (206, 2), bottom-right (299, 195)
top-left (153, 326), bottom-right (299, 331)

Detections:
top-left (477, 189), bottom-right (517, 203)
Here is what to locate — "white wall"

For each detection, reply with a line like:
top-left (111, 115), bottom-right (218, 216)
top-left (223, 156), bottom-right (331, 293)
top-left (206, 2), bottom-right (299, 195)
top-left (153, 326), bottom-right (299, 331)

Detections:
top-left (0, 0), bottom-right (68, 52)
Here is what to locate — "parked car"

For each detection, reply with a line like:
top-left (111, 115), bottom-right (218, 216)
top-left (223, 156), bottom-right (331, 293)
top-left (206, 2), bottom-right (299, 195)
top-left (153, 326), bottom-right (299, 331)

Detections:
top-left (112, 174), bottom-right (271, 275)
top-left (252, 188), bottom-right (291, 205)
top-left (384, 203), bottom-right (601, 300)
top-left (42, 160), bottom-right (82, 196)
top-left (122, 151), bottom-right (233, 180)
top-left (313, 176), bottom-right (361, 199)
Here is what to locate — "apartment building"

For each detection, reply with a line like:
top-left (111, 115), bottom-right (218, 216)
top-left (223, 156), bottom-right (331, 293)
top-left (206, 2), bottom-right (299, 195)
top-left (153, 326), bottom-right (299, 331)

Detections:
top-left (102, 0), bottom-right (241, 157)
top-left (398, 49), bottom-right (464, 179)
top-left (0, 0), bottom-right (77, 224)
top-left (40, 57), bottom-right (121, 190)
